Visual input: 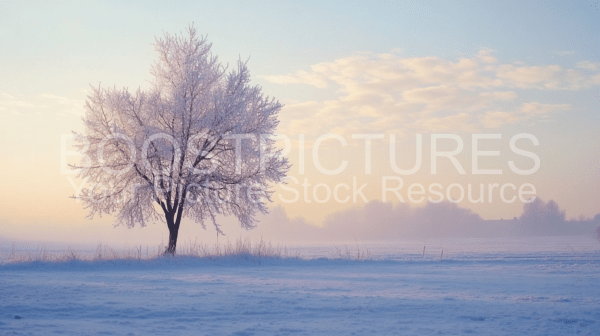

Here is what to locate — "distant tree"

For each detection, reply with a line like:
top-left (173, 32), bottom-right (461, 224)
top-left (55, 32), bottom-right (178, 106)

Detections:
top-left (72, 25), bottom-right (289, 255)
top-left (520, 198), bottom-right (565, 224)
top-left (595, 214), bottom-right (600, 242)
top-left (517, 198), bottom-right (566, 235)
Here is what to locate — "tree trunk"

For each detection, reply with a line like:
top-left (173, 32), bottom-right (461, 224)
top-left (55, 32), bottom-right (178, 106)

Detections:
top-left (165, 213), bottom-right (180, 256)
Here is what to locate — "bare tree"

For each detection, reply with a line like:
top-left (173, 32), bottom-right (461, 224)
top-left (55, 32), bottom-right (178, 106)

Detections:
top-left (71, 25), bottom-right (289, 255)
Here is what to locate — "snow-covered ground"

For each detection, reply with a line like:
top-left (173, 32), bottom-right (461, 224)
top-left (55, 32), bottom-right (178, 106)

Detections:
top-left (1, 236), bottom-right (599, 335)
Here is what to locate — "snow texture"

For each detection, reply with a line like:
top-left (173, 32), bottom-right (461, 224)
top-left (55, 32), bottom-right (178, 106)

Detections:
top-left (1, 237), bottom-right (599, 335)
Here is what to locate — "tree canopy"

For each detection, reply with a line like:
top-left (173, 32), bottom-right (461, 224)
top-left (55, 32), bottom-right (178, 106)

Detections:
top-left (73, 25), bottom-right (289, 254)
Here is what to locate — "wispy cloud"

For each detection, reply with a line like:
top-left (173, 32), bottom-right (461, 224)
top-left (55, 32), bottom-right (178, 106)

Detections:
top-left (479, 102), bottom-right (571, 128)
top-left (0, 93), bottom-right (84, 119)
top-left (553, 50), bottom-right (576, 56)
top-left (576, 60), bottom-right (600, 71)
top-left (265, 50), bottom-right (598, 136)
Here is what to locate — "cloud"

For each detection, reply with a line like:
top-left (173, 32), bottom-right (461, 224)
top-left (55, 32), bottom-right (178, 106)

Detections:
top-left (479, 111), bottom-right (523, 129)
top-left (0, 93), bottom-right (84, 119)
top-left (479, 102), bottom-right (570, 128)
top-left (553, 50), bottom-right (576, 56)
top-left (265, 50), bottom-right (597, 136)
top-left (496, 64), bottom-right (599, 90)
top-left (520, 102), bottom-right (570, 116)
top-left (576, 61), bottom-right (600, 71)
top-left (475, 49), bottom-right (498, 64)
top-left (478, 91), bottom-right (517, 101)
top-left (0, 93), bottom-right (42, 110)
top-left (265, 70), bottom-right (328, 88)
top-left (409, 112), bottom-right (478, 133)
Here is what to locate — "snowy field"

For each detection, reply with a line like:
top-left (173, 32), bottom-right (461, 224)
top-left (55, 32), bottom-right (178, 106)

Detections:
top-left (1, 236), bottom-right (599, 335)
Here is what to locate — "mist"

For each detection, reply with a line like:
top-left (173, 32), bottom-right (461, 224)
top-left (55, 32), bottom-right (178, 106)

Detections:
top-left (226, 198), bottom-right (600, 244)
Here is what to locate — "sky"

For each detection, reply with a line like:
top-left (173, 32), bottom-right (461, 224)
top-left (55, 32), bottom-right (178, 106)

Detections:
top-left (0, 1), bottom-right (599, 246)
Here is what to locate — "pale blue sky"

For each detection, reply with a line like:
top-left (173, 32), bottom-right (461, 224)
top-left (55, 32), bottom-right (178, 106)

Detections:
top-left (1, 1), bottom-right (598, 95)
top-left (0, 1), bottom-right (599, 244)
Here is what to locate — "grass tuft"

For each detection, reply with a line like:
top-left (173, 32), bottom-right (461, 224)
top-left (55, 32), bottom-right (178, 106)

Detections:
top-left (332, 241), bottom-right (371, 260)
top-left (1, 238), bottom-right (291, 264)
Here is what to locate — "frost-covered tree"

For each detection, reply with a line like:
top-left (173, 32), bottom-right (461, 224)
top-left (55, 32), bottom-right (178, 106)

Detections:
top-left (520, 198), bottom-right (565, 224)
top-left (72, 26), bottom-right (289, 255)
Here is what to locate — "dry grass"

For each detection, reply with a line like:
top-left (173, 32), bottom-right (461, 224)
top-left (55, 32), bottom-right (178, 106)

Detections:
top-left (0, 238), bottom-right (291, 264)
top-left (172, 237), bottom-right (291, 260)
top-left (332, 241), bottom-right (371, 260)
